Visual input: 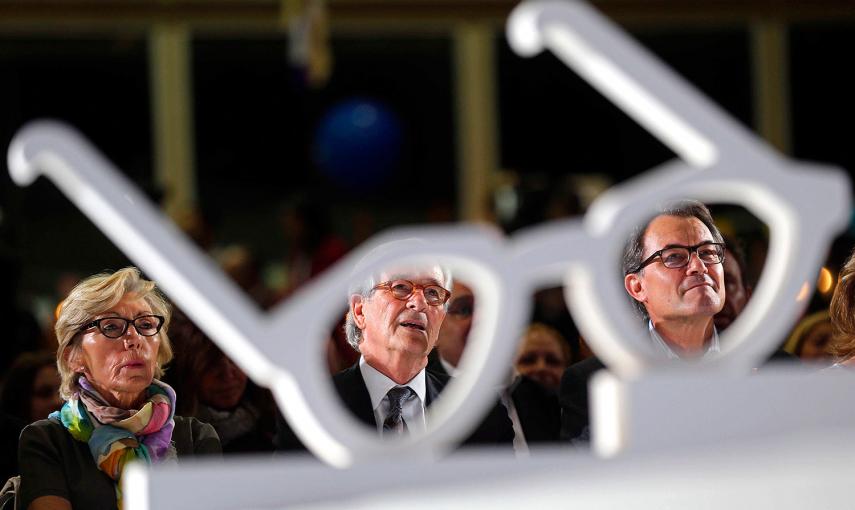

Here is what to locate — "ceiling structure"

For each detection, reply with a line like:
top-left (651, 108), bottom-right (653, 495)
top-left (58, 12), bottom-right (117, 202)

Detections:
top-left (0, 0), bottom-right (853, 31)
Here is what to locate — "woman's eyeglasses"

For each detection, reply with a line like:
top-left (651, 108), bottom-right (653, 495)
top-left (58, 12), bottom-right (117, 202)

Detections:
top-left (81, 315), bottom-right (164, 338)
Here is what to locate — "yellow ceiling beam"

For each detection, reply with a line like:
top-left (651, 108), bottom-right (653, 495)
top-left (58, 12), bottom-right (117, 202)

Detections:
top-left (0, 1), bottom-right (852, 32)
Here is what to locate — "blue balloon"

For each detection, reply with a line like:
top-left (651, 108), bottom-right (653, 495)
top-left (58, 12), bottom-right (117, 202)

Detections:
top-left (314, 99), bottom-right (403, 190)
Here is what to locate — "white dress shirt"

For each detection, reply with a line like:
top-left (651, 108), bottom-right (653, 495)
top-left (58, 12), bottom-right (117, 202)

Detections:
top-left (648, 320), bottom-right (720, 359)
top-left (359, 356), bottom-right (427, 436)
top-left (499, 386), bottom-right (530, 457)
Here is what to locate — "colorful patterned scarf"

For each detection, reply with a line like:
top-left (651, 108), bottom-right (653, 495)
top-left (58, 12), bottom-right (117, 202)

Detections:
top-left (50, 377), bottom-right (177, 509)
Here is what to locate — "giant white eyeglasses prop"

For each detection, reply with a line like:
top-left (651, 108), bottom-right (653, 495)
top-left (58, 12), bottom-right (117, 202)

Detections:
top-left (7, 0), bottom-right (853, 506)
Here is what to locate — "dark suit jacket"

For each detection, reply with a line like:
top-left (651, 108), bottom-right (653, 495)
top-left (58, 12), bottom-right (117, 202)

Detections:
top-left (0, 411), bottom-right (25, 484)
top-left (275, 363), bottom-right (514, 451)
top-left (509, 376), bottom-right (561, 443)
top-left (559, 350), bottom-right (800, 443)
top-left (558, 356), bottom-right (605, 442)
top-left (428, 354), bottom-right (560, 444)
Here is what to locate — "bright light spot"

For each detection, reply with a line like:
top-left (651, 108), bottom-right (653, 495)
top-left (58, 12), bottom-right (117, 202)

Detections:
top-left (796, 281), bottom-right (811, 302)
top-left (818, 267), bottom-right (835, 295)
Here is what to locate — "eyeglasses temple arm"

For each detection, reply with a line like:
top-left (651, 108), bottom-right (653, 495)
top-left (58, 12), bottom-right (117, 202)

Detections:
top-left (507, 0), bottom-right (779, 168)
top-left (8, 120), bottom-right (281, 386)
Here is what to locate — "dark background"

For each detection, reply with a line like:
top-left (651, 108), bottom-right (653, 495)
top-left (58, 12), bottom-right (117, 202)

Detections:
top-left (0, 3), bottom-right (853, 358)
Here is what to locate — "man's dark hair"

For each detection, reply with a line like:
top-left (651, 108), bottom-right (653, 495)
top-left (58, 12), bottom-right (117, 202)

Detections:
top-left (622, 200), bottom-right (724, 320)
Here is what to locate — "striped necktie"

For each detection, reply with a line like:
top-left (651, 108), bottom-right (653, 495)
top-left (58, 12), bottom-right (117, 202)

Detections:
top-left (382, 386), bottom-right (414, 436)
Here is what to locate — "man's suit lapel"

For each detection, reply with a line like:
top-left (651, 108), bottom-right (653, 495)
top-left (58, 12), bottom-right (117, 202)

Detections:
top-left (333, 364), bottom-right (377, 428)
top-left (425, 368), bottom-right (449, 407)
top-left (335, 364), bottom-right (449, 427)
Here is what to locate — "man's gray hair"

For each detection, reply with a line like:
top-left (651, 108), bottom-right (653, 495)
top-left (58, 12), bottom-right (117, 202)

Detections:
top-left (622, 200), bottom-right (724, 321)
top-left (343, 239), bottom-right (453, 352)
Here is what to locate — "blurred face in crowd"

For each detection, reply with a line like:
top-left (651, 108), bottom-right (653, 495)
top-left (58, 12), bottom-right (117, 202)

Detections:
top-left (436, 282), bottom-right (474, 368)
top-left (353, 267), bottom-right (449, 360)
top-left (30, 364), bottom-right (62, 421)
top-left (626, 215), bottom-right (725, 324)
top-left (715, 250), bottom-right (750, 330)
top-left (800, 321), bottom-right (833, 360)
top-left (515, 326), bottom-right (567, 391)
top-left (72, 294), bottom-right (161, 408)
top-left (198, 354), bottom-right (248, 410)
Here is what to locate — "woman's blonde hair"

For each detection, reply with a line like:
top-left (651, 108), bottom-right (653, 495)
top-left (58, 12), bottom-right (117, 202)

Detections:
top-left (830, 250), bottom-right (855, 360)
top-left (54, 267), bottom-right (173, 400)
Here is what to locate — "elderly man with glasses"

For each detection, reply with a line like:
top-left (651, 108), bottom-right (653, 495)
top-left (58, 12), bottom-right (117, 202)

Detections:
top-left (275, 248), bottom-right (513, 451)
top-left (341, 265), bottom-right (455, 437)
top-left (560, 200), bottom-right (726, 443)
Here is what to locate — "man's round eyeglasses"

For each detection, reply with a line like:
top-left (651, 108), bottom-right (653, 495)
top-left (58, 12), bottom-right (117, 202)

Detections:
top-left (629, 242), bottom-right (725, 274)
top-left (81, 315), bottom-right (165, 339)
top-left (373, 280), bottom-right (451, 306)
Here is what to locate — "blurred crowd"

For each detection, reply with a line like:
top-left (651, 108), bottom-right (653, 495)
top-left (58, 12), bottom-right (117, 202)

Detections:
top-left (2, 187), bottom-right (854, 508)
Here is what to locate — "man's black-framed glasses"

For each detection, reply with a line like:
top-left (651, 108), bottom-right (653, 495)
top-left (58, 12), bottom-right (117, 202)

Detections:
top-left (374, 280), bottom-right (451, 306)
top-left (629, 242), bottom-right (725, 274)
top-left (81, 315), bottom-right (165, 338)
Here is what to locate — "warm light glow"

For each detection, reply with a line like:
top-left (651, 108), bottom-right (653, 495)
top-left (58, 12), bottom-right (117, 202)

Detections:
top-left (796, 281), bottom-right (811, 302)
top-left (818, 267), bottom-right (835, 295)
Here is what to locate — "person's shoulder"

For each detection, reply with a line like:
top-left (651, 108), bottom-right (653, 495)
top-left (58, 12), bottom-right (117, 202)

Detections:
top-left (18, 417), bottom-right (73, 459)
top-left (332, 363), bottom-right (364, 392)
top-left (333, 363), bottom-right (361, 380)
top-left (559, 356), bottom-right (605, 401)
top-left (24, 418), bottom-right (61, 429)
top-left (174, 415), bottom-right (214, 438)
top-left (564, 356), bottom-right (605, 381)
top-left (425, 366), bottom-right (451, 385)
top-left (20, 418), bottom-right (64, 439)
top-left (173, 415), bottom-right (222, 456)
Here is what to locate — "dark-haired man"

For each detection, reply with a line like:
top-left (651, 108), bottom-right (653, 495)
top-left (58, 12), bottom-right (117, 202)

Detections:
top-left (560, 200), bottom-right (726, 441)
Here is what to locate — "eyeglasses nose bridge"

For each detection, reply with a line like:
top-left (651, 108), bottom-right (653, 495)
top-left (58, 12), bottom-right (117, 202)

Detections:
top-left (406, 285), bottom-right (429, 307)
top-left (685, 249), bottom-right (708, 272)
top-left (121, 319), bottom-right (145, 340)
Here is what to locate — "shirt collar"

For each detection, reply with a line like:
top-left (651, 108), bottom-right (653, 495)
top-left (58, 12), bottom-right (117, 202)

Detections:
top-left (648, 320), bottom-right (720, 360)
top-left (359, 356), bottom-right (427, 411)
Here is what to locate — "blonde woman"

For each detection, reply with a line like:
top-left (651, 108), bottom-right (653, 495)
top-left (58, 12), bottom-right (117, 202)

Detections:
top-left (830, 251), bottom-right (855, 366)
top-left (18, 268), bottom-right (220, 510)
